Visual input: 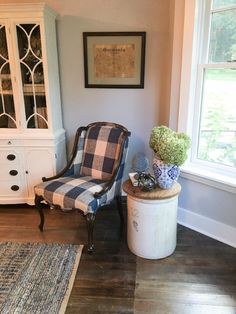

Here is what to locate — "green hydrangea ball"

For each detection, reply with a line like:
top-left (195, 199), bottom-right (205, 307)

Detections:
top-left (149, 126), bottom-right (191, 166)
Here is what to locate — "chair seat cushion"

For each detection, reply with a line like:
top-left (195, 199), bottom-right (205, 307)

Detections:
top-left (34, 176), bottom-right (107, 214)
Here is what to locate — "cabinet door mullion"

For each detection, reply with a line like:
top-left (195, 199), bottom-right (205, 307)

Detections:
top-left (0, 20), bottom-right (19, 130)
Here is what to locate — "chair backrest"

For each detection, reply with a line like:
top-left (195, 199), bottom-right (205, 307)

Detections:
top-left (80, 122), bottom-right (129, 180)
top-left (65, 122), bottom-right (130, 183)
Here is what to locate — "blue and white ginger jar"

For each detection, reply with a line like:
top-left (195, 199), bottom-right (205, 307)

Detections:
top-left (152, 155), bottom-right (180, 189)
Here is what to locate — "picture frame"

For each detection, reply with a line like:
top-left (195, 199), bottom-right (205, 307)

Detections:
top-left (83, 32), bottom-right (146, 88)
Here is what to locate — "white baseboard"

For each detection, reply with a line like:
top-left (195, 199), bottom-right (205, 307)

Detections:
top-left (178, 207), bottom-right (236, 248)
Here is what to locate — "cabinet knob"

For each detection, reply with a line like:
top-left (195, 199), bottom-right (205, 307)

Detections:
top-left (7, 154), bottom-right (16, 161)
top-left (8, 141), bottom-right (12, 145)
top-left (11, 185), bottom-right (19, 191)
top-left (9, 170), bottom-right (18, 176)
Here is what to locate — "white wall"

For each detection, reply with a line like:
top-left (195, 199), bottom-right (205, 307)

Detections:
top-left (54, 0), bottom-right (172, 174)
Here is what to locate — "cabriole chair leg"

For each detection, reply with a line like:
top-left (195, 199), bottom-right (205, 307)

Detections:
top-left (116, 195), bottom-right (124, 223)
top-left (116, 195), bottom-right (125, 240)
top-left (86, 213), bottom-right (96, 254)
top-left (35, 195), bottom-right (45, 232)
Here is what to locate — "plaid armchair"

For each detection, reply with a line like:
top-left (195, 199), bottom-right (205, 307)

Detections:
top-left (34, 122), bottom-right (130, 252)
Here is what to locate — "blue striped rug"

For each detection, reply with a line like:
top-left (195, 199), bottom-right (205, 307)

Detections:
top-left (0, 242), bottom-right (83, 313)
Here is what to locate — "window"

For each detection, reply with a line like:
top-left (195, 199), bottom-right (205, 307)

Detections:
top-left (178, 0), bottom-right (236, 191)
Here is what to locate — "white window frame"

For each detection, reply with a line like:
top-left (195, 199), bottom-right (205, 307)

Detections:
top-left (178, 0), bottom-right (236, 194)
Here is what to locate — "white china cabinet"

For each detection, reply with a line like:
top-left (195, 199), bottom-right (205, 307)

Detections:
top-left (0, 4), bottom-right (66, 205)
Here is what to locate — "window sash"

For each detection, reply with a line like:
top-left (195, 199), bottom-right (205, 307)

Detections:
top-left (179, 0), bottom-right (236, 182)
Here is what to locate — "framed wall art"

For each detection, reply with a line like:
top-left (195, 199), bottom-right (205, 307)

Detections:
top-left (83, 32), bottom-right (146, 88)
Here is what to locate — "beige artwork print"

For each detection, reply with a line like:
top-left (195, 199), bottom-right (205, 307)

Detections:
top-left (93, 44), bottom-right (135, 78)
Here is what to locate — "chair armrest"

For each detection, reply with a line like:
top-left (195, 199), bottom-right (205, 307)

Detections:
top-left (94, 182), bottom-right (113, 198)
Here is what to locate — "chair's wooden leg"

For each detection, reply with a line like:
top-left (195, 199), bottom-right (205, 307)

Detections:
top-left (116, 195), bottom-right (125, 241)
top-left (86, 213), bottom-right (96, 254)
top-left (35, 195), bottom-right (45, 232)
top-left (116, 195), bottom-right (124, 223)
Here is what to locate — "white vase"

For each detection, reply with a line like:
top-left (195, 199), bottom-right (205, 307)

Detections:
top-left (152, 155), bottom-right (180, 189)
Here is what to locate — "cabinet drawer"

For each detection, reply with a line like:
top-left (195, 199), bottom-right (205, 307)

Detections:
top-left (0, 180), bottom-right (24, 197)
top-left (0, 150), bottom-right (20, 164)
top-left (0, 139), bottom-right (20, 146)
top-left (0, 166), bottom-right (21, 178)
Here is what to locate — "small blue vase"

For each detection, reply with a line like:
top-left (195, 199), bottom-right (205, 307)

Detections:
top-left (152, 155), bottom-right (180, 189)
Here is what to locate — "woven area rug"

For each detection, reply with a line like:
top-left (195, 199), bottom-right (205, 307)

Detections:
top-left (0, 242), bottom-right (83, 314)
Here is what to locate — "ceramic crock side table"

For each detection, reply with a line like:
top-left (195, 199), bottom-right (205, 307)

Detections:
top-left (122, 179), bottom-right (181, 259)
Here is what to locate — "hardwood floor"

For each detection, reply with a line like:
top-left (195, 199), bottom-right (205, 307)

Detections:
top-left (0, 203), bottom-right (235, 314)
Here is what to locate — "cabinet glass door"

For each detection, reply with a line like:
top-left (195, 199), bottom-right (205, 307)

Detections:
top-left (16, 24), bottom-right (48, 129)
top-left (0, 25), bottom-right (17, 128)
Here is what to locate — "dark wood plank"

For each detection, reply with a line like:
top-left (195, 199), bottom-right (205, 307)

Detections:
top-left (134, 301), bottom-right (236, 314)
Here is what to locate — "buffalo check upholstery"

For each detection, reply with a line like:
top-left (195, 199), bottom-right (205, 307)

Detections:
top-left (81, 125), bottom-right (123, 180)
top-left (34, 122), bottom-right (130, 252)
top-left (35, 176), bottom-right (107, 214)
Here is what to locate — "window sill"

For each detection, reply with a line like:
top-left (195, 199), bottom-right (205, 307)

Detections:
top-left (180, 164), bottom-right (236, 194)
